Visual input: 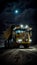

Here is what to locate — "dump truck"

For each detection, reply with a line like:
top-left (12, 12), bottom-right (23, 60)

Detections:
top-left (3, 24), bottom-right (32, 48)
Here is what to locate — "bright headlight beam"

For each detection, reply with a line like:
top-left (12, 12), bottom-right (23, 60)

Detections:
top-left (25, 25), bottom-right (29, 29)
top-left (18, 39), bottom-right (22, 42)
top-left (17, 39), bottom-right (22, 43)
top-left (20, 24), bottom-right (23, 28)
top-left (29, 39), bottom-right (32, 42)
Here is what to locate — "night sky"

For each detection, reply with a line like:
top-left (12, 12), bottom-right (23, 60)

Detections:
top-left (0, 0), bottom-right (37, 46)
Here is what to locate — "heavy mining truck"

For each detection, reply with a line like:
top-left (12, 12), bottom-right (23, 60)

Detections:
top-left (3, 24), bottom-right (32, 48)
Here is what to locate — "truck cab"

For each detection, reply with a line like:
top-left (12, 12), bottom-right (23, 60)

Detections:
top-left (3, 24), bottom-right (32, 48)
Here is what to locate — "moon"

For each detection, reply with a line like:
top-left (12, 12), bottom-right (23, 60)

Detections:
top-left (15, 10), bottom-right (19, 14)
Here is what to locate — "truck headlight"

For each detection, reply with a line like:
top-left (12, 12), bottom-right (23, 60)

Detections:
top-left (29, 39), bottom-right (32, 42)
top-left (16, 39), bottom-right (22, 43)
top-left (25, 25), bottom-right (29, 29)
top-left (20, 24), bottom-right (23, 28)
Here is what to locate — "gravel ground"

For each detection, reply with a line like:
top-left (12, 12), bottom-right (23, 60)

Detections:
top-left (0, 47), bottom-right (37, 65)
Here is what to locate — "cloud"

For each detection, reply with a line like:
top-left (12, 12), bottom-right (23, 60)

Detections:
top-left (0, 2), bottom-right (36, 25)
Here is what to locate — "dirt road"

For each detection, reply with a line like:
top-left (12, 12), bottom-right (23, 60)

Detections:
top-left (0, 46), bottom-right (37, 65)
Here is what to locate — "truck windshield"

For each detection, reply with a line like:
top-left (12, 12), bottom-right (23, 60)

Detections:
top-left (15, 29), bottom-right (25, 34)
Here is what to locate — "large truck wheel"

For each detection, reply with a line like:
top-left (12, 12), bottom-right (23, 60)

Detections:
top-left (24, 44), bottom-right (29, 48)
